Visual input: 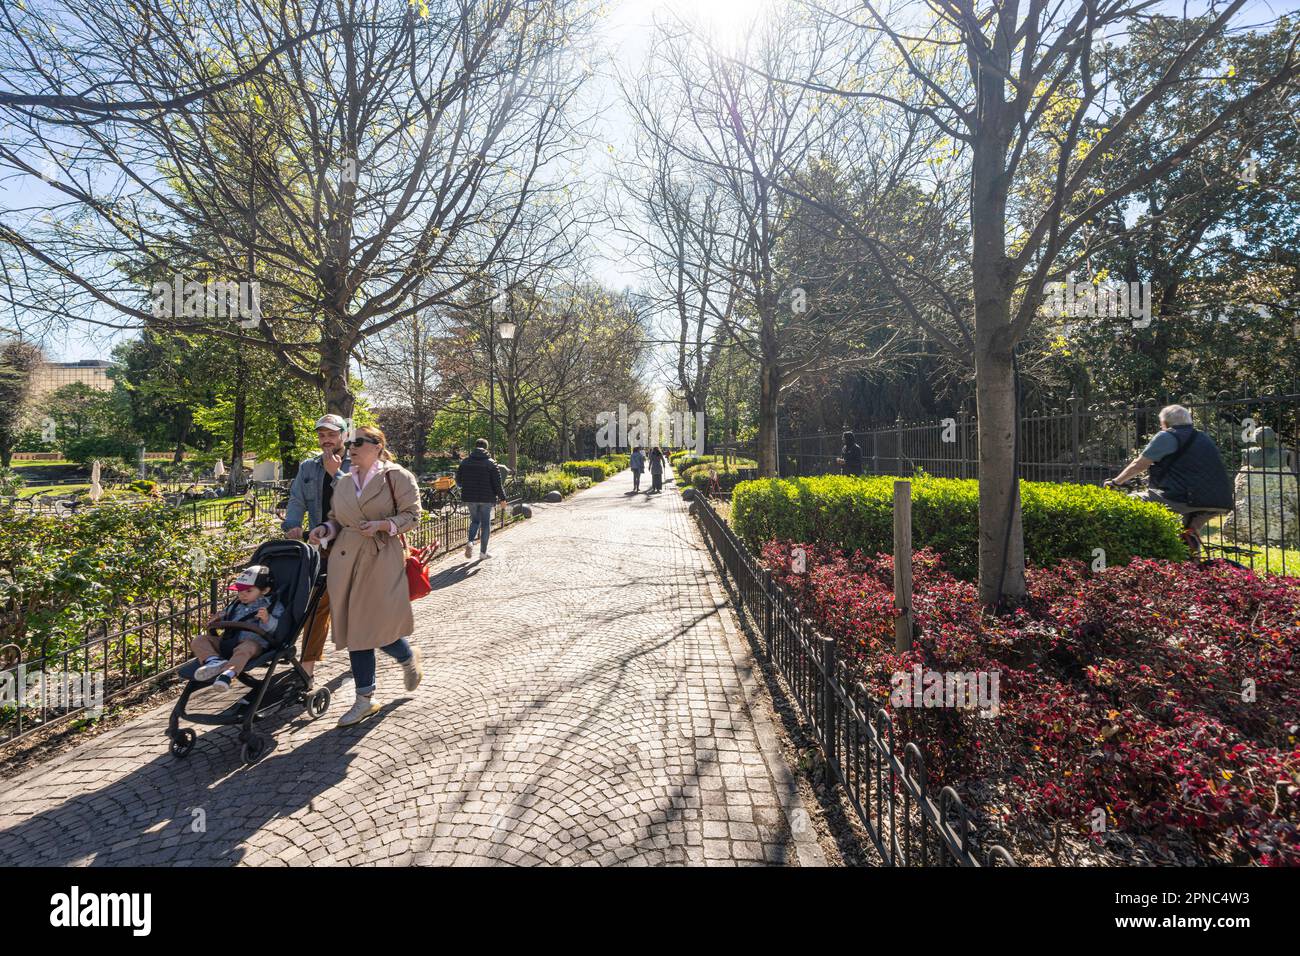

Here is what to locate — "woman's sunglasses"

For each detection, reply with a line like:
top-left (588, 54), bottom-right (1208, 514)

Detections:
top-left (344, 437), bottom-right (380, 449)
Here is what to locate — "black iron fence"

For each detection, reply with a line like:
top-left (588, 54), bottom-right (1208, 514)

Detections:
top-left (0, 498), bottom-right (528, 746)
top-left (779, 394), bottom-right (1299, 576)
top-left (0, 484), bottom-right (285, 530)
top-left (691, 493), bottom-right (1014, 866)
top-left (1, 584), bottom-right (224, 744)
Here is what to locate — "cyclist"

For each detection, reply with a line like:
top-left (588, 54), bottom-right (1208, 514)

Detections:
top-left (1104, 404), bottom-right (1234, 553)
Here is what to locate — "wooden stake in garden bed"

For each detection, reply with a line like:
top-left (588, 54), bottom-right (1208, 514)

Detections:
top-left (894, 479), bottom-right (913, 652)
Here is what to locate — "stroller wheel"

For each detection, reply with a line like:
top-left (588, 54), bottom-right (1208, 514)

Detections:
top-left (241, 735), bottom-right (269, 766)
top-left (169, 728), bottom-right (196, 758)
top-left (306, 687), bottom-right (331, 720)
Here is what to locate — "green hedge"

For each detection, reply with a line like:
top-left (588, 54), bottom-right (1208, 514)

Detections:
top-left (0, 501), bottom-right (278, 660)
top-left (730, 476), bottom-right (1186, 579)
top-left (522, 469), bottom-right (579, 501)
top-left (677, 455), bottom-right (756, 478)
top-left (63, 435), bottom-right (139, 467)
top-left (560, 459), bottom-right (618, 481)
top-left (686, 464), bottom-right (755, 494)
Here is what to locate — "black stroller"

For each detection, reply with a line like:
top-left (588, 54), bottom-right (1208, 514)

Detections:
top-left (167, 540), bottom-right (331, 765)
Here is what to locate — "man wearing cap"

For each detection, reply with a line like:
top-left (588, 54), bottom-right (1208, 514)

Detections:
top-left (283, 414), bottom-right (352, 680)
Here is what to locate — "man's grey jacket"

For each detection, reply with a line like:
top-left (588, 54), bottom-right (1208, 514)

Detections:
top-left (281, 454), bottom-right (351, 534)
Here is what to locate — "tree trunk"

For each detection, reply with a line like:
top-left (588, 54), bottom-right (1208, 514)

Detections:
top-left (969, 10), bottom-right (1025, 607)
top-left (973, 337), bottom-right (1025, 605)
top-left (412, 407), bottom-right (427, 474)
top-left (229, 348), bottom-right (247, 494)
top-left (279, 414), bottom-right (297, 479)
top-left (507, 427), bottom-right (518, 472)
top-left (320, 332), bottom-right (355, 418)
top-left (756, 359), bottom-right (780, 477)
top-left (172, 411), bottom-right (191, 464)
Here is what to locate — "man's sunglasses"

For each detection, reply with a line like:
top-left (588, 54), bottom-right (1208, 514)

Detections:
top-left (344, 437), bottom-right (380, 449)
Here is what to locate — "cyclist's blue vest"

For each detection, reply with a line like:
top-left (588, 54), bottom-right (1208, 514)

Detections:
top-left (1149, 425), bottom-right (1233, 510)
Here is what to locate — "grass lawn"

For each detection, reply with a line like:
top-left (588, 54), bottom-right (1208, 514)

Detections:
top-left (17, 482), bottom-right (90, 498)
top-left (11, 458), bottom-right (78, 468)
top-left (1201, 527), bottom-right (1300, 578)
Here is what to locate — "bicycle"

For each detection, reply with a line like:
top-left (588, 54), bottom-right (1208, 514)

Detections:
top-left (420, 473), bottom-right (465, 515)
top-left (1105, 476), bottom-right (1254, 568)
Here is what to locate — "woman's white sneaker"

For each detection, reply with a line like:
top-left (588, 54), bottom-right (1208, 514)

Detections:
top-left (337, 694), bottom-right (380, 727)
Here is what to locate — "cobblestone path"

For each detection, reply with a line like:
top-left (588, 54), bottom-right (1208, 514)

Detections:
top-left (0, 469), bottom-right (822, 866)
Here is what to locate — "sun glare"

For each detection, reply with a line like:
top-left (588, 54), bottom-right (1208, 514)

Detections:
top-left (655, 0), bottom-right (772, 45)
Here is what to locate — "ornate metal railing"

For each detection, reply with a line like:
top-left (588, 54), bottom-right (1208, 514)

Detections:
top-left (691, 493), bottom-right (1014, 866)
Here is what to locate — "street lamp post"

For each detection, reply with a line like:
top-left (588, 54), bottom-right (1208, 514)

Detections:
top-left (487, 288), bottom-right (517, 454)
top-left (496, 315), bottom-right (516, 459)
top-left (489, 323), bottom-right (496, 451)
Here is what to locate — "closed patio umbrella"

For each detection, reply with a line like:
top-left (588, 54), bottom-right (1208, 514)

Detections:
top-left (89, 461), bottom-right (103, 502)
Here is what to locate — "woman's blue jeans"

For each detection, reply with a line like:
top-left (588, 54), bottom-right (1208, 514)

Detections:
top-left (350, 638), bottom-right (413, 696)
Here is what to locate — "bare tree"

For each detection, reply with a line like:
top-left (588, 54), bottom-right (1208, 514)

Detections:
top-left (0, 0), bottom-right (596, 416)
top-left (0, 1), bottom-right (342, 121)
top-left (623, 7), bottom-right (909, 476)
top-left (359, 292), bottom-right (445, 473)
top-left (614, 139), bottom-right (737, 418)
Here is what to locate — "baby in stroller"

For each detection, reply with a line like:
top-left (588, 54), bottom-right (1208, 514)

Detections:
top-left (191, 564), bottom-right (285, 692)
top-left (168, 539), bottom-right (330, 765)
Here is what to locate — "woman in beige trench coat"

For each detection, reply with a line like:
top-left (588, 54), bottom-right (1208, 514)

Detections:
top-left (308, 426), bottom-right (424, 726)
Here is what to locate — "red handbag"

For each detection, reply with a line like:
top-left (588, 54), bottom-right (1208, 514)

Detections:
top-left (386, 472), bottom-right (435, 601)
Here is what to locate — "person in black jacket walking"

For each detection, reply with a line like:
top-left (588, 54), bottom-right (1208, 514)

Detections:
top-left (837, 431), bottom-right (864, 476)
top-left (456, 438), bottom-right (507, 559)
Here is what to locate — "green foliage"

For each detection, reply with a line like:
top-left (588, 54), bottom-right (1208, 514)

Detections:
top-left (14, 428), bottom-right (57, 453)
top-left (599, 453), bottom-right (630, 471)
top-left (0, 502), bottom-right (279, 660)
top-left (521, 469), bottom-right (578, 501)
top-left (64, 435), bottom-right (139, 467)
top-left (560, 458), bottom-right (618, 480)
top-left (677, 455), bottom-right (757, 481)
top-left (0, 467), bottom-right (20, 496)
top-left (41, 382), bottom-right (129, 448)
top-left (730, 475), bottom-right (1187, 579)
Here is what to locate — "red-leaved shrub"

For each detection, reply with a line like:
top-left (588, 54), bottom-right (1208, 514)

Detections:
top-left (761, 540), bottom-right (1300, 865)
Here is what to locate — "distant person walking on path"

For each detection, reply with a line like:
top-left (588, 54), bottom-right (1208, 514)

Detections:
top-left (630, 445), bottom-right (645, 492)
top-left (648, 446), bottom-right (666, 493)
top-left (456, 438), bottom-right (507, 559)
top-left (282, 413), bottom-right (351, 682)
top-left (836, 431), bottom-right (864, 476)
top-left (308, 426), bottom-right (423, 727)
